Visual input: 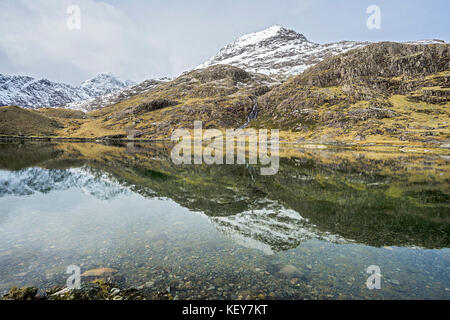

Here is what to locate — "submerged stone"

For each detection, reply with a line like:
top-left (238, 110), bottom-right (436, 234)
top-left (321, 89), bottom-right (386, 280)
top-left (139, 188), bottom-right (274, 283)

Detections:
top-left (81, 267), bottom-right (118, 277)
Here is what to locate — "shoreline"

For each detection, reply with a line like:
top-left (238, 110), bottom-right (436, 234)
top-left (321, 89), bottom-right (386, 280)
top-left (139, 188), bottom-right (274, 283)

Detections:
top-left (1, 135), bottom-right (449, 155)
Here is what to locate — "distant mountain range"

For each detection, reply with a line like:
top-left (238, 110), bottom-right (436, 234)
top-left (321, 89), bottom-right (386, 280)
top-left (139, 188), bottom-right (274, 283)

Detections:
top-left (0, 72), bottom-right (134, 109)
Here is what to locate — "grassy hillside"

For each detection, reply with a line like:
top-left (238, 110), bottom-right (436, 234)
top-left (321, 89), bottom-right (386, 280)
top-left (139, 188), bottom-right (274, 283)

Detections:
top-left (0, 106), bottom-right (63, 136)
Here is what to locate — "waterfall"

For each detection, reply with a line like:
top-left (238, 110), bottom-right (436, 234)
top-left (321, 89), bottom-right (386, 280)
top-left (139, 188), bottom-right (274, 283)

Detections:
top-left (240, 100), bottom-right (259, 129)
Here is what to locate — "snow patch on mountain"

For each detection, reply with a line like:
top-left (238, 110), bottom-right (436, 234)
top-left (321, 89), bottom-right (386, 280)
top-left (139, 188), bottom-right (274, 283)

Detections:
top-left (405, 39), bottom-right (446, 45)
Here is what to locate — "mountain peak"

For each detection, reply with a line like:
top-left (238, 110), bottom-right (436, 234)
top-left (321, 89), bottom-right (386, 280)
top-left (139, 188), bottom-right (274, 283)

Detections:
top-left (81, 73), bottom-right (135, 97)
top-left (197, 26), bottom-right (365, 77)
top-left (265, 25), bottom-right (308, 39)
top-left (81, 73), bottom-right (122, 86)
top-left (264, 24), bottom-right (284, 31)
top-left (231, 25), bottom-right (308, 49)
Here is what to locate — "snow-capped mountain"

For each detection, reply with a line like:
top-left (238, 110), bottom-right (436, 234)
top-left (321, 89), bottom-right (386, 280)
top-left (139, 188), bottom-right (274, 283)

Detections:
top-left (0, 72), bottom-right (134, 109)
top-left (66, 77), bottom-right (171, 112)
top-left (198, 26), bottom-right (446, 78)
top-left (0, 74), bottom-right (91, 109)
top-left (197, 25), bottom-right (369, 78)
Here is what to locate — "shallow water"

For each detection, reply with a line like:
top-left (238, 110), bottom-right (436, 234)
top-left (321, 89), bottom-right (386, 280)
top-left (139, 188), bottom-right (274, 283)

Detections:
top-left (0, 142), bottom-right (449, 299)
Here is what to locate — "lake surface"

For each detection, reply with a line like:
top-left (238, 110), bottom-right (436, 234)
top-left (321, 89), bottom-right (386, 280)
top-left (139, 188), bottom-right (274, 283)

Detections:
top-left (0, 142), bottom-right (449, 299)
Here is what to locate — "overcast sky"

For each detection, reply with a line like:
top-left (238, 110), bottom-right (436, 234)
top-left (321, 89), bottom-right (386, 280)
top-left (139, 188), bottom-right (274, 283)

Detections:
top-left (0, 0), bottom-right (448, 86)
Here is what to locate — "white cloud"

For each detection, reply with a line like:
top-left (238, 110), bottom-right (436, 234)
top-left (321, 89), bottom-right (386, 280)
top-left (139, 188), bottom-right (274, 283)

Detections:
top-left (0, 0), bottom-right (170, 85)
top-left (0, 0), bottom-right (447, 85)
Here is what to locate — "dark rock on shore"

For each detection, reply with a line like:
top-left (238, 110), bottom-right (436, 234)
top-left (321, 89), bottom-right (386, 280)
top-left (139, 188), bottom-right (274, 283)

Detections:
top-left (2, 286), bottom-right (40, 300)
top-left (1, 280), bottom-right (175, 301)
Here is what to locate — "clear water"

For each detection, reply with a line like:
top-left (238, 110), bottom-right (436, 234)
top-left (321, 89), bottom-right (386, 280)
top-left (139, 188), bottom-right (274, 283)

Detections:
top-left (0, 142), bottom-right (449, 299)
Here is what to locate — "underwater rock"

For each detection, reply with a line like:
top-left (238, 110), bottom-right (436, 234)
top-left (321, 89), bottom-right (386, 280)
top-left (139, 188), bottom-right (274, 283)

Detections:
top-left (278, 264), bottom-right (300, 277)
top-left (81, 267), bottom-right (118, 277)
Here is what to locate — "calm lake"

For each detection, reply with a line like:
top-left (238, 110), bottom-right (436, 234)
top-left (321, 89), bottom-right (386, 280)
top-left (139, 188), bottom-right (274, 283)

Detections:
top-left (0, 142), bottom-right (449, 299)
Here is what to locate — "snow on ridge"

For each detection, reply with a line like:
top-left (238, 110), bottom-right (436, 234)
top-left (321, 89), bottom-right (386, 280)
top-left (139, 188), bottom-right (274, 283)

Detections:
top-left (405, 39), bottom-right (446, 45)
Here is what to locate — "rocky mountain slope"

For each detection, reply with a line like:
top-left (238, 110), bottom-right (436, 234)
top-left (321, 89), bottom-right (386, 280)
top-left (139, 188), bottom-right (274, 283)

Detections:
top-left (0, 73), bottom-right (134, 109)
top-left (197, 25), bottom-right (369, 78)
top-left (254, 42), bottom-right (450, 144)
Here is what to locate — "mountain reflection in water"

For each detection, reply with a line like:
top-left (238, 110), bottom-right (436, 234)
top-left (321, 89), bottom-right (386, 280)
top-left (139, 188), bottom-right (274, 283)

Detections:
top-left (0, 142), bottom-right (449, 299)
top-left (1, 141), bottom-right (448, 251)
